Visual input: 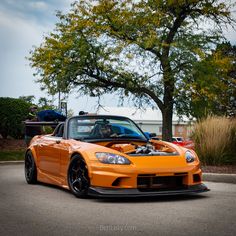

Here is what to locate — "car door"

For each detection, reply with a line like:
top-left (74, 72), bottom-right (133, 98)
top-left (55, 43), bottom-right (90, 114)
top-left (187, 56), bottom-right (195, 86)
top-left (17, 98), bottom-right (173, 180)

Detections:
top-left (38, 124), bottom-right (64, 177)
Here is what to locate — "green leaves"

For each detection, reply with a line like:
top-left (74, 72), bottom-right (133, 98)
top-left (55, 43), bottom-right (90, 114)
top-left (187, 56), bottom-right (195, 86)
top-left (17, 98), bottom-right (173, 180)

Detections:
top-left (189, 42), bottom-right (236, 118)
top-left (0, 98), bottom-right (30, 139)
top-left (28, 0), bottom-right (235, 139)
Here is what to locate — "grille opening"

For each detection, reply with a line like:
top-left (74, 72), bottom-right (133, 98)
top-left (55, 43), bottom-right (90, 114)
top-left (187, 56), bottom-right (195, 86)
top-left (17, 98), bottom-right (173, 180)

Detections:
top-left (137, 175), bottom-right (186, 192)
top-left (112, 178), bottom-right (121, 186)
top-left (193, 174), bottom-right (201, 183)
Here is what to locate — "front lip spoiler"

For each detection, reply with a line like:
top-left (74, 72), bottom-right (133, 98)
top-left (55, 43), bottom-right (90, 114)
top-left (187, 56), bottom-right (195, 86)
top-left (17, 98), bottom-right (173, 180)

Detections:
top-left (88, 183), bottom-right (210, 198)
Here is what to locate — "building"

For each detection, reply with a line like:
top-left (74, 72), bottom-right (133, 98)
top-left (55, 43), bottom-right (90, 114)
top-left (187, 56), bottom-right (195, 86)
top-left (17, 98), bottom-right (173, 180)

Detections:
top-left (97, 106), bottom-right (192, 139)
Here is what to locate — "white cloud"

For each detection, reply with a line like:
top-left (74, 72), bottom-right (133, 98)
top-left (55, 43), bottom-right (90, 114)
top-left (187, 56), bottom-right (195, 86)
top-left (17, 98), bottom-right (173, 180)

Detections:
top-left (5, 0), bottom-right (15, 4)
top-left (0, 10), bottom-right (50, 98)
top-left (0, 0), bottom-right (235, 114)
top-left (28, 1), bottom-right (48, 10)
top-left (0, 4), bottom-right (109, 112)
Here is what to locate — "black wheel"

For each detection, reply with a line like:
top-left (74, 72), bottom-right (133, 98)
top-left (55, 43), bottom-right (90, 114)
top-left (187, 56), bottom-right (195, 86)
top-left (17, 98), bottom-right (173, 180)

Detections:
top-left (25, 151), bottom-right (37, 184)
top-left (68, 155), bottom-right (90, 198)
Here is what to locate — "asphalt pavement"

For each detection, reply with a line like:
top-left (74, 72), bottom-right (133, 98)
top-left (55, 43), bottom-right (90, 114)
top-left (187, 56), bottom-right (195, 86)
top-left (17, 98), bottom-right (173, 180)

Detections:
top-left (0, 164), bottom-right (236, 236)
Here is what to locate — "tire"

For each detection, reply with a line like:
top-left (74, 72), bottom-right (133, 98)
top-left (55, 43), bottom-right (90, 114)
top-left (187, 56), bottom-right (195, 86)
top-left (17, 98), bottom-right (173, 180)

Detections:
top-left (67, 155), bottom-right (90, 198)
top-left (25, 151), bottom-right (37, 184)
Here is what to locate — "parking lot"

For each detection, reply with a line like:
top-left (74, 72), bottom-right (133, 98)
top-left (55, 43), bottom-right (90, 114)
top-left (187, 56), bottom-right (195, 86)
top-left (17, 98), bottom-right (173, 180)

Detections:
top-left (0, 164), bottom-right (236, 236)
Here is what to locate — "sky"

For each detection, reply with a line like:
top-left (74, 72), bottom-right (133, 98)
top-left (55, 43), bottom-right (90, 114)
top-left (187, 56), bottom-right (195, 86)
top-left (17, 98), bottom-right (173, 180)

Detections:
top-left (0, 0), bottom-right (117, 114)
top-left (0, 0), bottom-right (236, 115)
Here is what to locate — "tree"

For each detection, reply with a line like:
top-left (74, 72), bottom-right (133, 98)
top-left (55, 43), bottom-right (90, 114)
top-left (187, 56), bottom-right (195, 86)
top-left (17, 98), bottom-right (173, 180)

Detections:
top-left (178, 42), bottom-right (236, 119)
top-left (19, 95), bottom-right (55, 111)
top-left (37, 97), bottom-right (55, 110)
top-left (187, 42), bottom-right (236, 118)
top-left (0, 97), bottom-right (30, 139)
top-left (29, 0), bottom-right (235, 140)
top-left (213, 42), bottom-right (236, 117)
top-left (19, 95), bottom-right (35, 104)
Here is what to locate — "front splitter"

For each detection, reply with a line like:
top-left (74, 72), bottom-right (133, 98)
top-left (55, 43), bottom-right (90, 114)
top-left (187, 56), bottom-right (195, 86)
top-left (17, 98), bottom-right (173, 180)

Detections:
top-left (88, 183), bottom-right (210, 198)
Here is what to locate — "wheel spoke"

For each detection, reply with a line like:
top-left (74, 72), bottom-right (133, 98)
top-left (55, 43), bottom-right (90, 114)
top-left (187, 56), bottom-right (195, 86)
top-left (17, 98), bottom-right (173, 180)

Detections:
top-left (81, 175), bottom-right (89, 187)
top-left (72, 177), bottom-right (82, 190)
top-left (25, 155), bottom-right (33, 179)
top-left (78, 166), bottom-right (85, 174)
top-left (24, 152), bottom-right (37, 184)
top-left (27, 168), bottom-right (32, 178)
top-left (71, 167), bottom-right (78, 173)
top-left (72, 178), bottom-right (79, 186)
top-left (69, 159), bottom-right (89, 194)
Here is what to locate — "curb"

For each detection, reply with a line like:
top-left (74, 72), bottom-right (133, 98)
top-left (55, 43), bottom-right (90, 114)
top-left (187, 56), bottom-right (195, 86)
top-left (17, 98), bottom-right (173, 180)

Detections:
top-left (0, 161), bottom-right (236, 184)
top-left (203, 173), bottom-right (236, 184)
top-left (0, 161), bottom-right (24, 165)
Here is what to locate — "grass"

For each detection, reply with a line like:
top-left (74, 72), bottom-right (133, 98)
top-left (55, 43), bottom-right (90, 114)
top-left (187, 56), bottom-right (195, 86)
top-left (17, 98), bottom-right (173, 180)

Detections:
top-left (192, 116), bottom-right (236, 166)
top-left (0, 150), bottom-right (25, 161)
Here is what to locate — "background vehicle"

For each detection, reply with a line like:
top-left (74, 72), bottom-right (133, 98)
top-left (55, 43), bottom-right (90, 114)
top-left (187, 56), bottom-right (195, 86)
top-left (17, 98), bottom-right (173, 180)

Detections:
top-left (172, 137), bottom-right (195, 150)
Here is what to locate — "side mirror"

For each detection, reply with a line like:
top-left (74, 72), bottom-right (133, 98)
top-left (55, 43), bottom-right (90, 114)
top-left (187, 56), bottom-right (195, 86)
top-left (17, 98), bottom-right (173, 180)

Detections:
top-left (149, 133), bottom-right (157, 138)
top-left (144, 132), bottom-right (156, 139)
top-left (144, 132), bottom-right (158, 140)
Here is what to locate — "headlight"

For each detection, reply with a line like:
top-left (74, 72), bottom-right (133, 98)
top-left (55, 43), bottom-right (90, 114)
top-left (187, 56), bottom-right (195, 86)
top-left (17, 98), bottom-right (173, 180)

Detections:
top-left (185, 151), bottom-right (195, 163)
top-left (96, 152), bottom-right (131, 165)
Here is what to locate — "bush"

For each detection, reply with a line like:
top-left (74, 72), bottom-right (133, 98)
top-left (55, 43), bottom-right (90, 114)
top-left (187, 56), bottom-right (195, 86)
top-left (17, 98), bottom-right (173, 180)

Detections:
top-left (0, 150), bottom-right (25, 161)
top-left (192, 116), bottom-right (236, 165)
top-left (0, 97), bottom-right (30, 139)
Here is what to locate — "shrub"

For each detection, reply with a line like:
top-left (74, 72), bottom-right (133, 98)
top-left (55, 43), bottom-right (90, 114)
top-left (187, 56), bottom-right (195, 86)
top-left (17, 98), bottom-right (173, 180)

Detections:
top-left (0, 97), bottom-right (30, 139)
top-left (192, 116), bottom-right (236, 165)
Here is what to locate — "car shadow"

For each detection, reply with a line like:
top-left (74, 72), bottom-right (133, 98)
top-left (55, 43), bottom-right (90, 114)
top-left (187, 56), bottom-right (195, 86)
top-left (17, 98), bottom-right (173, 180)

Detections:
top-left (36, 181), bottom-right (71, 193)
top-left (91, 194), bottom-right (210, 203)
top-left (35, 181), bottom-right (210, 203)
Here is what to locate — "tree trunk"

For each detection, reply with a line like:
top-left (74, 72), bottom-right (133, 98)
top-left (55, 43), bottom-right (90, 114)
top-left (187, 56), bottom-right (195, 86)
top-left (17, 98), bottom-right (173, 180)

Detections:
top-left (161, 60), bottom-right (174, 142)
top-left (162, 106), bottom-right (173, 141)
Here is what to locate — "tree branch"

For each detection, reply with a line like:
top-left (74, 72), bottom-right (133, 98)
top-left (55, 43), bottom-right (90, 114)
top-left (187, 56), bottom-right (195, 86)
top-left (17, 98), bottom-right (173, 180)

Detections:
top-left (105, 14), bottom-right (162, 58)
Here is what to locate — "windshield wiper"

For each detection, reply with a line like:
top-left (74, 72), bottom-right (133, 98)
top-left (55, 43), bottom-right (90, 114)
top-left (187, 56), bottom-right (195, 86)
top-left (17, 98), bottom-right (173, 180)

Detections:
top-left (110, 134), bottom-right (143, 139)
top-left (73, 137), bottom-right (85, 141)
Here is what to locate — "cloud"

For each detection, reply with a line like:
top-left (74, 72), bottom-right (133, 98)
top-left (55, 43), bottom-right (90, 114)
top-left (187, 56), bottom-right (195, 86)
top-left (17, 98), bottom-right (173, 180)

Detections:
top-left (0, 9), bottom-right (50, 99)
top-left (0, 0), bottom-right (95, 113)
top-left (28, 1), bottom-right (48, 10)
top-left (0, 0), bottom-right (235, 114)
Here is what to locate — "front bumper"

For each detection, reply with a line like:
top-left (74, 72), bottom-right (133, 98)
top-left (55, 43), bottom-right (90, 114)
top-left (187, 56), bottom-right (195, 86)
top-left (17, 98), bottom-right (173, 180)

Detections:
top-left (88, 183), bottom-right (209, 198)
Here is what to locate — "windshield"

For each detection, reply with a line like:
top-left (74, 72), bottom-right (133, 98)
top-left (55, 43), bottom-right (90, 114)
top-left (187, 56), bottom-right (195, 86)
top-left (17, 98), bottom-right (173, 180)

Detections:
top-left (68, 116), bottom-right (147, 141)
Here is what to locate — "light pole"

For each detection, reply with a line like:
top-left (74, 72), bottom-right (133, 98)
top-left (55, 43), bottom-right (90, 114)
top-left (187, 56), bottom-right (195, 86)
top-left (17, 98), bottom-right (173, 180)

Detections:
top-left (58, 89), bottom-right (61, 111)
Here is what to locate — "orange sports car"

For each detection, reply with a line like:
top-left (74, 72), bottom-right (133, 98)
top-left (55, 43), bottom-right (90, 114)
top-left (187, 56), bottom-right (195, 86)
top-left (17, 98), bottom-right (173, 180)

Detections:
top-left (25, 115), bottom-right (209, 197)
